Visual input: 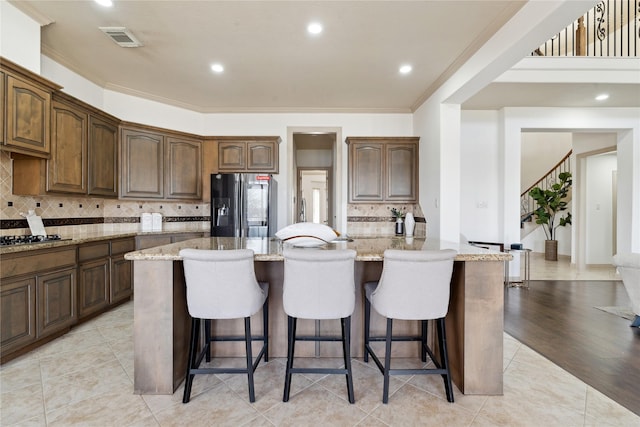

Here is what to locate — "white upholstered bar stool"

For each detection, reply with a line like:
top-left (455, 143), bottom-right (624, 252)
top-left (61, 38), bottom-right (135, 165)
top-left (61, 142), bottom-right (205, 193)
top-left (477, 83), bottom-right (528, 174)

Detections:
top-left (282, 248), bottom-right (357, 403)
top-left (364, 249), bottom-right (456, 404)
top-left (180, 249), bottom-right (269, 403)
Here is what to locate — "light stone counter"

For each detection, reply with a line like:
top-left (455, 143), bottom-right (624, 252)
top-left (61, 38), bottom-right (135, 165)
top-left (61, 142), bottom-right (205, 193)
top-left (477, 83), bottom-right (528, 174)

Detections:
top-left (130, 235), bottom-right (509, 397)
top-left (124, 236), bottom-right (511, 262)
top-left (0, 228), bottom-right (206, 255)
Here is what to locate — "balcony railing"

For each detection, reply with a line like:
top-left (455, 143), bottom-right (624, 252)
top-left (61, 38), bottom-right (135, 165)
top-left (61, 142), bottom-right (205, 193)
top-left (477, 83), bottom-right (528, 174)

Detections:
top-left (533, 0), bottom-right (639, 57)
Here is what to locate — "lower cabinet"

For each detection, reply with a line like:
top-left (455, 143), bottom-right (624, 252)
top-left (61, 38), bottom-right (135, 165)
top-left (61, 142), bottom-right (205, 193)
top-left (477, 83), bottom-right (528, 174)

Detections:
top-left (0, 277), bottom-right (36, 356)
top-left (78, 237), bottom-right (134, 319)
top-left (78, 258), bottom-right (110, 318)
top-left (110, 238), bottom-right (134, 304)
top-left (37, 268), bottom-right (76, 339)
top-left (1, 237), bottom-right (134, 362)
top-left (1, 246), bottom-right (77, 361)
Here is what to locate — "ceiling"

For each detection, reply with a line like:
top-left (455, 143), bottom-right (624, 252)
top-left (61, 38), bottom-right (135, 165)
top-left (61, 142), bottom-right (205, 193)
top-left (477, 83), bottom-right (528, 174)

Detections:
top-left (10, 1), bottom-right (637, 113)
top-left (12, 0), bottom-right (528, 113)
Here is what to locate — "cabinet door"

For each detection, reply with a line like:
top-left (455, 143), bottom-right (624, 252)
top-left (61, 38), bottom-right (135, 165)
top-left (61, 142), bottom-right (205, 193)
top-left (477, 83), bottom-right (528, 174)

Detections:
top-left (78, 258), bottom-right (110, 318)
top-left (349, 142), bottom-right (384, 202)
top-left (165, 137), bottom-right (202, 199)
top-left (5, 75), bottom-right (51, 157)
top-left (48, 100), bottom-right (87, 194)
top-left (386, 143), bottom-right (417, 201)
top-left (247, 141), bottom-right (277, 172)
top-left (110, 254), bottom-right (132, 304)
top-left (1, 277), bottom-right (36, 357)
top-left (218, 142), bottom-right (246, 171)
top-left (121, 128), bottom-right (164, 198)
top-left (88, 116), bottom-right (118, 197)
top-left (37, 268), bottom-right (76, 338)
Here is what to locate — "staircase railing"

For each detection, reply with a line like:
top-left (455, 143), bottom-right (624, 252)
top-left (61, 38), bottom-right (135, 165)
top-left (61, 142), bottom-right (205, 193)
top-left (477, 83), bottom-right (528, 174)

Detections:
top-left (532, 0), bottom-right (639, 57)
top-left (521, 151), bottom-right (572, 226)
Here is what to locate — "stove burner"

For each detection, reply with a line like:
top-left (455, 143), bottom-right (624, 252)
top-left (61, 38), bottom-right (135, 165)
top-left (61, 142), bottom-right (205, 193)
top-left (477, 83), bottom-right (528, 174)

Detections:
top-left (0, 234), bottom-right (65, 246)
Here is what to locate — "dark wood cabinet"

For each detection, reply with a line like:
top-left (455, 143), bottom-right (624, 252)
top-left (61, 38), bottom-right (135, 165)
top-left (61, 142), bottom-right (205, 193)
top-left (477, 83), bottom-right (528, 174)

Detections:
top-left (166, 136), bottom-right (202, 199)
top-left (11, 93), bottom-right (120, 198)
top-left (88, 115), bottom-right (119, 197)
top-left (216, 137), bottom-right (280, 173)
top-left (121, 126), bottom-right (202, 200)
top-left (347, 137), bottom-right (419, 203)
top-left (78, 258), bottom-right (110, 318)
top-left (1, 59), bottom-right (61, 158)
top-left (48, 99), bottom-right (88, 194)
top-left (0, 277), bottom-right (36, 356)
top-left (78, 238), bottom-right (134, 317)
top-left (0, 70), bottom-right (4, 145)
top-left (1, 245), bottom-right (77, 361)
top-left (121, 127), bottom-right (165, 199)
top-left (37, 268), bottom-right (76, 339)
top-left (110, 238), bottom-right (134, 303)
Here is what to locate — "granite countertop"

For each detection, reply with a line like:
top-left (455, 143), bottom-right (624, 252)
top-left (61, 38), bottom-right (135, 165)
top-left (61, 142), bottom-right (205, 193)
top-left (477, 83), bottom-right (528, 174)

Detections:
top-left (124, 236), bottom-right (512, 262)
top-left (0, 229), bottom-right (206, 255)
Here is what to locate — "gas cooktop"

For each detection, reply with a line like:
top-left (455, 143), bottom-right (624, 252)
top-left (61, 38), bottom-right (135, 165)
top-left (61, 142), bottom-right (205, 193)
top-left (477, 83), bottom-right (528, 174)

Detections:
top-left (0, 234), bottom-right (71, 246)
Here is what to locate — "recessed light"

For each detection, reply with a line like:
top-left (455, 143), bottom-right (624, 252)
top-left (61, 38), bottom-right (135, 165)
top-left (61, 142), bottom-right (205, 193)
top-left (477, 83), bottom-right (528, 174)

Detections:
top-left (595, 93), bottom-right (609, 101)
top-left (307, 22), bottom-right (323, 35)
top-left (399, 65), bottom-right (412, 74)
top-left (210, 63), bottom-right (224, 73)
top-left (94, 0), bottom-right (113, 7)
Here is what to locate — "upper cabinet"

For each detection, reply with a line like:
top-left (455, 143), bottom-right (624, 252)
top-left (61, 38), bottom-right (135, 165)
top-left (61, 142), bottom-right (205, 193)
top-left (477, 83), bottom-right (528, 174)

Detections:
top-left (346, 137), bottom-right (419, 203)
top-left (12, 92), bottom-right (120, 198)
top-left (165, 136), bottom-right (202, 200)
top-left (1, 58), bottom-right (61, 158)
top-left (120, 124), bottom-right (202, 200)
top-left (217, 136), bottom-right (280, 173)
top-left (88, 115), bottom-right (119, 197)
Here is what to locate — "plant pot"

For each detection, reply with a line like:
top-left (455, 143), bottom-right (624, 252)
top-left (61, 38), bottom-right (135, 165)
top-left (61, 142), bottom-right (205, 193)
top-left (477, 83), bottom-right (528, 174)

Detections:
top-left (545, 240), bottom-right (558, 261)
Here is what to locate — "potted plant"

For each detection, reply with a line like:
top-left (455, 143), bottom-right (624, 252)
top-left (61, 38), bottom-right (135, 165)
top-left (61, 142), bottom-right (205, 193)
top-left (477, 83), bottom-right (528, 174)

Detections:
top-left (391, 208), bottom-right (404, 236)
top-left (529, 171), bottom-right (572, 261)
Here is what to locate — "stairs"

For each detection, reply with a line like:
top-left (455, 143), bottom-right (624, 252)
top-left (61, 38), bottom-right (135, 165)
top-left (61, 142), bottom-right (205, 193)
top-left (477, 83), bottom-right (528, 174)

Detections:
top-left (520, 151), bottom-right (572, 240)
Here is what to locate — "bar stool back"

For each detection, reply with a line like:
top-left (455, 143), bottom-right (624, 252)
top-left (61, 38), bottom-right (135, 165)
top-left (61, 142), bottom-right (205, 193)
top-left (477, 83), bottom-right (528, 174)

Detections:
top-left (282, 248), bottom-right (357, 403)
top-left (364, 249), bottom-right (456, 403)
top-left (180, 248), bottom-right (269, 403)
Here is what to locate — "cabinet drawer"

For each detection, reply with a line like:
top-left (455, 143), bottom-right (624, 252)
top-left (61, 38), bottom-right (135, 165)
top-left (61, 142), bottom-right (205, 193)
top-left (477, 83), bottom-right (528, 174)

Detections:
top-left (78, 242), bottom-right (110, 262)
top-left (1, 247), bottom-right (76, 279)
top-left (111, 238), bottom-right (135, 256)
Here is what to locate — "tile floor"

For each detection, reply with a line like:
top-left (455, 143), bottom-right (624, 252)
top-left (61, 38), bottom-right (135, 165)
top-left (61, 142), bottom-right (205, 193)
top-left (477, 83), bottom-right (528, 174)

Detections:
top-left (1, 254), bottom-right (637, 426)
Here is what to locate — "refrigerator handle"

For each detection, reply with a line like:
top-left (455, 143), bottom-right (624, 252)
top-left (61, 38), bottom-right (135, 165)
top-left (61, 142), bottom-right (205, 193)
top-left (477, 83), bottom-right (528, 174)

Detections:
top-left (239, 174), bottom-right (245, 238)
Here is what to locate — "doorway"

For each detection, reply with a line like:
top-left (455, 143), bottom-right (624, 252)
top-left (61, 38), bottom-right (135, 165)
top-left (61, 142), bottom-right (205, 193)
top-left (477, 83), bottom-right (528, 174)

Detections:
top-left (297, 168), bottom-right (331, 224)
top-left (289, 129), bottom-right (340, 229)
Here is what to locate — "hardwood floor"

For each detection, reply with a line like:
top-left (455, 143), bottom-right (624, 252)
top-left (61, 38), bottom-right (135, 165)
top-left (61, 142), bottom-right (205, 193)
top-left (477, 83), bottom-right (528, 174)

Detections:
top-left (504, 280), bottom-right (640, 416)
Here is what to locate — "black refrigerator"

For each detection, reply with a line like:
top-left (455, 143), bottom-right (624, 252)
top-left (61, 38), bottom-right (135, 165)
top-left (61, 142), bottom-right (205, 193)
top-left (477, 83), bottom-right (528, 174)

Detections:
top-left (210, 173), bottom-right (277, 238)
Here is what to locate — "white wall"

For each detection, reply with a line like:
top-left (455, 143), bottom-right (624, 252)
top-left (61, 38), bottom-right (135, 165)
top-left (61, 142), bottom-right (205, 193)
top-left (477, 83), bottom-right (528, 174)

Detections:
top-left (41, 56), bottom-right (105, 110)
top-left (585, 152), bottom-right (617, 264)
top-left (0, 1), bottom-right (41, 72)
top-left (460, 110), bottom-right (501, 242)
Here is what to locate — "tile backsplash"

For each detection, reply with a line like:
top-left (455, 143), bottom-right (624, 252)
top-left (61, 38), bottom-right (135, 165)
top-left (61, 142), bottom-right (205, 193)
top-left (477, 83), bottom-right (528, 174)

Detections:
top-left (347, 203), bottom-right (426, 237)
top-left (1, 151), bottom-right (209, 236)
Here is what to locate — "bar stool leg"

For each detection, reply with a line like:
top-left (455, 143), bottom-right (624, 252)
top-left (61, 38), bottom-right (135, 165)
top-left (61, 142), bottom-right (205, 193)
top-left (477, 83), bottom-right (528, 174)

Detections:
top-left (244, 317), bottom-right (256, 403)
top-left (437, 318), bottom-right (454, 403)
top-left (420, 319), bottom-right (428, 362)
top-left (364, 297), bottom-right (371, 363)
top-left (283, 316), bottom-right (297, 402)
top-left (263, 300), bottom-right (269, 362)
top-left (204, 319), bottom-right (212, 363)
top-left (183, 317), bottom-right (200, 403)
top-left (382, 318), bottom-right (393, 404)
top-left (341, 317), bottom-right (355, 404)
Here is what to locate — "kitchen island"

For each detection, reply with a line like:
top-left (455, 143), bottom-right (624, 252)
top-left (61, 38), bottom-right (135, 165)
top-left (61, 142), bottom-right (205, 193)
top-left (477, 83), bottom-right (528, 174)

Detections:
top-left (125, 236), bottom-right (510, 396)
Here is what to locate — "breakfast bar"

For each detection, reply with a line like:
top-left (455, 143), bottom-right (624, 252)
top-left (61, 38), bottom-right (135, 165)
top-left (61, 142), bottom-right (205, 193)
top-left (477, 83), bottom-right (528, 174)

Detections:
top-left (125, 236), bottom-right (510, 396)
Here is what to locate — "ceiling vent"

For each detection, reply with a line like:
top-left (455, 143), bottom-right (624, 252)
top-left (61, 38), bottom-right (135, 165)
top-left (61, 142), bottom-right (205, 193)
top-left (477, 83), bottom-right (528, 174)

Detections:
top-left (99, 27), bottom-right (143, 47)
